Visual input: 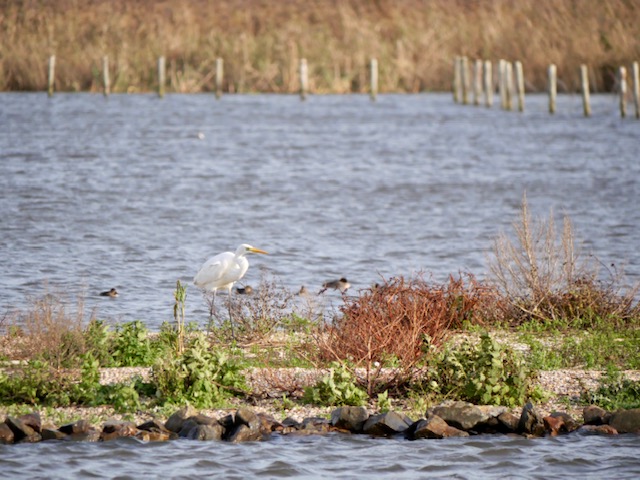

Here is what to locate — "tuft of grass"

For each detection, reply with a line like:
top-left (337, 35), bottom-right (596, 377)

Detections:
top-left (489, 194), bottom-right (640, 329)
top-left (580, 365), bottom-right (640, 411)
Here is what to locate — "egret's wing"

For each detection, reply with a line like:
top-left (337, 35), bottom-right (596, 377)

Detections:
top-left (193, 252), bottom-right (233, 288)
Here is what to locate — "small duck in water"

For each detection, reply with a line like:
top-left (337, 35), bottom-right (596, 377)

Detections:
top-left (100, 288), bottom-right (119, 297)
top-left (319, 277), bottom-right (351, 294)
top-left (235, 285), bottom-right (253, 295)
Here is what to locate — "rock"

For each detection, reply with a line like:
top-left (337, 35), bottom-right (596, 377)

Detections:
top-left (578, 424), bottom-right (618, 435)
top-left (258, 413), bottom-right (282, 432)
top-left (330, 406), bottom-right (369, 433)
top-left (41, 428), bottom-right (68, 441)
top-left (59, 419), bottom-right (91, 435)
top-left (5, 416), bottom-right (41, 442)
top-left (165, 405), bottom-right (198, 433)
top-left (186, 423), bottom-right (224, 441)
top-left (101, 420), bottom-right (139, 441)
top-left (300, 417), bottom-right (332, 434)
top-left (497, 412), bottom-right (520, 433)
top-left (0, 422), bottom-right (15, 444)
top-left (138, 419), bottom-right (172, 434)
top-left (70, 430), bottom-right (101, 442)
top-left (19, 412), bottom-right (42, 433)
top-left (583, 405), bottom-right (611, 425)
top-left (428, 401), bottom-right (507, 432)
top-left (135, 430), bottom-right (172, 442)
top-left (406, 415), bottom-right (469, 440)
top-left (225, 408), bottom-right (268, 443)
top-left (608, 408), bottom-right (640, 434)
top-left (548, 412), bottom-right (580, 433)
top-left (518, 402), bottom-right (545, 436)
top-left (543, 415), bottom-right (564, 436)
top-left (362, 411), bottom-right (413, 436)
top-left (236, 407), bottom-right (261, 430)
top-left (227, 424), bottom-right (263, 443)
top-left (178, 419), bottom-right (200, 438)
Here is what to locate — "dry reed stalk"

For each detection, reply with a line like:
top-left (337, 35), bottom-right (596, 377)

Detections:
top-left (1, 0), bottom-right (638, 93)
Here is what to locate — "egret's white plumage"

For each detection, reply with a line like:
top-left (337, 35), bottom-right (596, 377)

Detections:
top-left (194, 243), bottom-right (267, 337)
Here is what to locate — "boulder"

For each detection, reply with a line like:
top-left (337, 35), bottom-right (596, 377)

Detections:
top-left (406, 415), bottom-right (469, 440)
top-left (59, 419), bottom-right (91, 435)
top-left (227, 424), bottom-right (263, 443)
top-left (165, 406), bottom-right (198, 433)
top-left (330, 406), bottom-right (369, 433)
top-left (608, 408), bottom-right (640, 434)
top-left (135, 430), bottom-right (172, 442)
top-left (41, 428), bottom-right (68, 441)
top-left (18, 412), bottom-right (42, 433)
top-left (186, 423), bottom-right (224, 441)
top-left (578, 424), bottom-right (618, 435)
top-left (236, 407), bottom-right (261, 430)
top-left (299, 417), bottom-right (333, 434)
top-left (428, 401), bottom-right (507, 432)
top-left (362, 411), bottom-right (413, 436)
top-left (518, 402), bottom-right (545, 436)
top-left (546, 412), bottom-right (580, 434)
top-left (137, 418), bottom-right (174, 437)
top-left (497, 412), bottom-right (520, 433)
top-left (101, 420), bottom-right (139, 441)
top-left (583, 405), bottom-right (611, 425)
top-left (5, 416), bottom-right (40, 442)
top-left (0, 422), bottom-right (15, 444)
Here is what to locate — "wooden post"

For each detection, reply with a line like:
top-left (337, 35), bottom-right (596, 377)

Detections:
top-left (633, 61), bottom-right (640, 119)
top-left (47, 55), bottom-right (55, 97)
top-left (299, 58), bottom-right (308, 100)
top-left (102, 55), bottom-right (110, 97)
top-left (548, 64), bottom-right (557, 114)
top-left (370, 58), bottom-right (378, 101)
top-left (498, 59), bottom-right (507, 109)
top-left (618, 66), bottom-right (627, 118)
top-left (453, 56), bottom-right (462, 103)
top-left (505, 61), bottom-right (513, 111)
top-left (473, 59), bottom-right (482, 106)
top-left (461, 56), bottom-right (469, 105)
top-left (514, 61), bottom-right (525, 112)
top-left (580, 64), bottom-right (591, 117)
top-left (158, 56), bottom-right (166, 98)
top-left (215, 58), bottom-right (223, 99)
top-left (483, 60), bottom-right (493, 107)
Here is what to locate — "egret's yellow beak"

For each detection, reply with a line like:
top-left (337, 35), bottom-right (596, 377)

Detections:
top-left (249, 247), bottom-right (268, 255)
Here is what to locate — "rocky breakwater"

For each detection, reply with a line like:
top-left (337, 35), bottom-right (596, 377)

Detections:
top-left (1, 401), bottom-right (639, 445)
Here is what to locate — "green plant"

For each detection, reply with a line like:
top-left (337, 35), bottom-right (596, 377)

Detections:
top-left (303, 362), bottom-right (368, 406)
top-left (580, 365), bottom-right (640, 410)
top-left (377, 390), bottom-right (392, 413)
top-left (173, 280), bottom-right (187, 355)
top-left (112, 321), bottom-right (157, 367)
top-left (425, 333), bottom-right (530, 407)
top-left (152, 333), bottom-right (246, 408)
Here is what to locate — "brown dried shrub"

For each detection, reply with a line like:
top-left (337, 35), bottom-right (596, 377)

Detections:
top-left (314, 273), bottom-right (500, 395)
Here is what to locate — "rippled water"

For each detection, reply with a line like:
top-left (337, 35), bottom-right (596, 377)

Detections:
top-left (1, 92), bottom-right (639, 327)
top-left (1, 431), bottom-right (640, 479)
top-left (2, 93), bottom-right (640, 476)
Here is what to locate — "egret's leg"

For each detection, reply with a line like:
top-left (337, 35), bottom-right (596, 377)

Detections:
top-left (228, 287), bottom-right (235, 340)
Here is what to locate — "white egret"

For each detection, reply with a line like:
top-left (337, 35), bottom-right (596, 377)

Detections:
top-left (319, 277), bottom-right (351, 294)
top-left (193, 244), bottom-right (268, 338)
top-left (99, 288), bottom-right (119, 297)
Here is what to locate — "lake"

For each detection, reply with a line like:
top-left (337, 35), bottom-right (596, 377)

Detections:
top-left (1, 92), bottom-right (639, 476)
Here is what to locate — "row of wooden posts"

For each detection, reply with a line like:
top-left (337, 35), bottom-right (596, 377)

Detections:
top-left (46, 54), bottom-right (640, 117)
top-left (453, 55), bottom-right (640, 118)
top-left (46, 55), bottom-right (379, 101)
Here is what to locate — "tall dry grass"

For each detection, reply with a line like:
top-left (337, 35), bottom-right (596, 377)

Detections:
top-left (1, 0), bottom-right (638, 93)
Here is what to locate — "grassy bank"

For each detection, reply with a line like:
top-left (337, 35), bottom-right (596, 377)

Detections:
top-left (1, 199), bottom-right (639, 420)
top-left (1, 0), bottom-right (639, 93)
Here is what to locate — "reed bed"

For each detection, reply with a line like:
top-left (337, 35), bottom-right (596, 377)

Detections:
top-left (1, 0), bottom-right (639, 93)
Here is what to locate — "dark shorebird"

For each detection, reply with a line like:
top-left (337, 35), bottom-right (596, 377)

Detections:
top-left (319, 277), bottom-right (351, 294)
